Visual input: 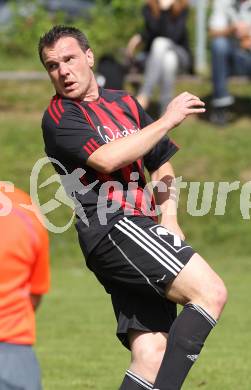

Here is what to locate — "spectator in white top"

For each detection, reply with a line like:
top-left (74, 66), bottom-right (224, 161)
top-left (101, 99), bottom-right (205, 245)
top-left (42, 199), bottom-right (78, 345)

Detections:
top-left (209, 0), bottom-right (251, 125)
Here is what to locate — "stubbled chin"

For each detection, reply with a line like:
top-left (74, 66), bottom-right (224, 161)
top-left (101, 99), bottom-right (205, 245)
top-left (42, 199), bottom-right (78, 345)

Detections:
top-left (61, 89), bottom-right (81, 99)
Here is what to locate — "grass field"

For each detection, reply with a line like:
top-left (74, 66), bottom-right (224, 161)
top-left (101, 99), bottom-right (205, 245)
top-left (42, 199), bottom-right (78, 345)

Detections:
top-left (1, 78), bottom-right (251, 389)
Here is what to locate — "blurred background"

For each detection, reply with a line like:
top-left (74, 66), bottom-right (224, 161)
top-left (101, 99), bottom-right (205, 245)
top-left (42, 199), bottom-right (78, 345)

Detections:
top-left (0, 1), bottom-right (251, 389)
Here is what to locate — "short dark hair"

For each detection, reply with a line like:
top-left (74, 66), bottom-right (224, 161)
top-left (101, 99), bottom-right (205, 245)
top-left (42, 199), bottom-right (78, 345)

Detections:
top-left (38, 25), bottom-right (90, 65)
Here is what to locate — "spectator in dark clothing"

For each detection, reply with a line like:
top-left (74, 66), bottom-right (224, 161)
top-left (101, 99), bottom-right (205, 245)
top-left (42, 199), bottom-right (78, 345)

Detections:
top-left (96, 54), bottom-right (127, 90)
top-left (126, 0), bottom-right (192, 113)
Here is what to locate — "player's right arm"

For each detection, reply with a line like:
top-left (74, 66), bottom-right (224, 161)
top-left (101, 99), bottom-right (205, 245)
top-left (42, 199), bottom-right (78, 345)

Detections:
top-left (87, 92), bottom-right (205, 174)
top-left (42, 92), bottom-right (204, 175)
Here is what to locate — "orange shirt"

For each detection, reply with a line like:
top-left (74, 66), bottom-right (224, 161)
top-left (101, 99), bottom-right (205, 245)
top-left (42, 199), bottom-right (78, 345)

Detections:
top-left (0, 183), bottom-right (50, 344)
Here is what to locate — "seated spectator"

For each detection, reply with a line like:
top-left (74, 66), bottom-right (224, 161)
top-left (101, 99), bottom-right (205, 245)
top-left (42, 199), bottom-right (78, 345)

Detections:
top-left (96, 54), bottom-right (127, 90)
top-left (0, 183), bottom-right (50, 390)
top-left (209, 0), bottom-right (251, 125)
top-left (126, 0), bottom-right (193, 114)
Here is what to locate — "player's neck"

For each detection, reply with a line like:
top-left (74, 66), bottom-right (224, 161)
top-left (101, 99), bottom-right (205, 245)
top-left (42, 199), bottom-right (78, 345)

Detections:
top-left (82, 75), bottom-right (99, 102)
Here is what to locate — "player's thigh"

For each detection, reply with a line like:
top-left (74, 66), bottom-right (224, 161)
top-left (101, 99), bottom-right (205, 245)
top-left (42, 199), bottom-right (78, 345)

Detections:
top-left (93, 216), bottom-right (195, 297)
top-left (165, 252), bottom-right (227, 310)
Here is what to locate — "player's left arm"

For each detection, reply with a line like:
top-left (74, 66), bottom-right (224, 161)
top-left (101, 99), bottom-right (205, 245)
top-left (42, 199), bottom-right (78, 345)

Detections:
top-left (150, 161), bottom-right (185, 240)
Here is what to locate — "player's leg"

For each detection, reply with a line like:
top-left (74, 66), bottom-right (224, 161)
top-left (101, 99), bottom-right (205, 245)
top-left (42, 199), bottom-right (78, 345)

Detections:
top-left (87, 216), bottom-right (227, 390)
top-left (111, 216), bottom-right (227, 389)
top-left (119, 372), bottom-right (153, 390)
top-left (120, 254), bottom-right (227, 390)
top-left (80, 217), bottom-right (175, 390)
top-left (129, 331), bottom-right (167, 383)
top-left (119, 331), bottom-right (167, 389)
top-left (152, 253), bottom-right (227, 390)
top-left (113, 291), bottom-right (176, 390)
top-left (166, 252), bottom-right (226, 318)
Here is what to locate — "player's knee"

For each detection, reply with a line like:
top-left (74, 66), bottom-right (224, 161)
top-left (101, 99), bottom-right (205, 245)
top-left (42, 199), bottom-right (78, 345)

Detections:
top-left (199, 276), bottom-right (228, 317)
top-left (211, 278), bottom-right (228, 314)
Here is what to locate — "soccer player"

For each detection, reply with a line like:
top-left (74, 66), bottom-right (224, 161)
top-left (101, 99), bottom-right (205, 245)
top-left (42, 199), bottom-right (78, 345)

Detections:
top-left (39, 25), bottom-right (227, 390)
top-left (0, 184), bottom-right (50, 390)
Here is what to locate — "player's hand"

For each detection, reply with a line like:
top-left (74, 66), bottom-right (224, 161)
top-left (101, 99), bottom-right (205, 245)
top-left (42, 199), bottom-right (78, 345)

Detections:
top-left (162, 91), bottom-right (206, 129)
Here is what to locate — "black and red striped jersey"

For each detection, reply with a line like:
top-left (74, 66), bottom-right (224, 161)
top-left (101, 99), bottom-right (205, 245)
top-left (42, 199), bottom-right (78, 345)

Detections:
top-left (42, 87), bottom-right (178, 257)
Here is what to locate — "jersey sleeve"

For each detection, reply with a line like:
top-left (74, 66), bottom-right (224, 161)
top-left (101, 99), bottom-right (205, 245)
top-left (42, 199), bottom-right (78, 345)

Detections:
top-left (134, 98), bottom-right (179, 173)
top-left (42, 99), bottom-right (105, 166)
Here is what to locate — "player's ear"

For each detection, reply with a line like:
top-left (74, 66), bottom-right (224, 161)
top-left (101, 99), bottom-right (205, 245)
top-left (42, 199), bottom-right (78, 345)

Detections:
top-left (86, 48), bottom-right (95, 68)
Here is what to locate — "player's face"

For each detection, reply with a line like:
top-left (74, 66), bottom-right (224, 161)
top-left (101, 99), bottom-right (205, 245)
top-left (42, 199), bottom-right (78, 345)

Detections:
top-left (42, 37), bottom-right (98, 101)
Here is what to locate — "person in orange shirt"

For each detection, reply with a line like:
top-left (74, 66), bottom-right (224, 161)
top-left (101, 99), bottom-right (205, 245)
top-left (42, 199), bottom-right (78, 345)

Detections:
top-left (0, 183), bottom-right (50, 390)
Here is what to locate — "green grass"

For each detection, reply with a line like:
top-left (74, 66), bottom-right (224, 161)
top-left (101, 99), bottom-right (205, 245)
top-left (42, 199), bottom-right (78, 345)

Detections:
top-left (1, 79), bottom-right (251, 389)
top-left (0, 53), bottom-right (43, 71)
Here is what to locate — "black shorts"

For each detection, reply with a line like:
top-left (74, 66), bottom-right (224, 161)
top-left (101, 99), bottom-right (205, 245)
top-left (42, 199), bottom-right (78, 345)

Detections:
top-left (81, 216), bottom-right (195, 350)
